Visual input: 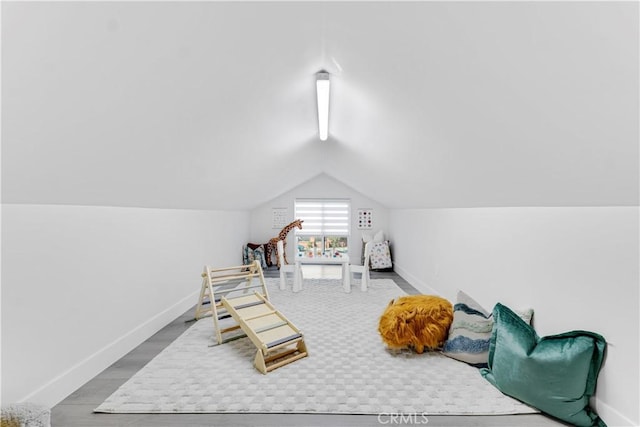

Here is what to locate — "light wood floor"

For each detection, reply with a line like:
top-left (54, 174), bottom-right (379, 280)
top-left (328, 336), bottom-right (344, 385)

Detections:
top-left (51, 268), bottom-right (567, 426)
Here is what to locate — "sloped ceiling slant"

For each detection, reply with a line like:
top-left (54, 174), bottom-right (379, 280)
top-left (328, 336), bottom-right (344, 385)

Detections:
top-left (2, 2), bottom-right (637, 210)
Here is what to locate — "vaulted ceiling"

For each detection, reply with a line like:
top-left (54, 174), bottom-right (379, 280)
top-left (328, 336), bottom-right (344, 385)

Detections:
top-left (2, 1), bottom-right (638, 210)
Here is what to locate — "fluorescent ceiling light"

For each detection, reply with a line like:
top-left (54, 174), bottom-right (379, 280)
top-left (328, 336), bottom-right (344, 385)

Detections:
top-left (316, 71), bottom-right (330, 141)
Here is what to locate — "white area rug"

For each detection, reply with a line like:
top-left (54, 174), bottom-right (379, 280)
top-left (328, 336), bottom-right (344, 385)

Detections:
top-left (95, 278), bottom-right (537, 415)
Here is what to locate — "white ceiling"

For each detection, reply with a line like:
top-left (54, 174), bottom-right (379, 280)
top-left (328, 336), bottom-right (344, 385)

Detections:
top-left (2, 1), bottom-right (638, 210)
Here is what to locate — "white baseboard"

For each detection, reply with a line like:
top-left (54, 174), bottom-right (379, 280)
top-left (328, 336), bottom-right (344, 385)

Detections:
top-left (19, 290), bottom-right (200, 409)
top-left (595, 397), bottom-right (638, 427)
top-left (392, 263), bottom-right (440, 295)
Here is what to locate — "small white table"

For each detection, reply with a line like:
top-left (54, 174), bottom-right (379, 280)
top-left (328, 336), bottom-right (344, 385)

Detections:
top-left (293, 255), bottom-right (351, 293)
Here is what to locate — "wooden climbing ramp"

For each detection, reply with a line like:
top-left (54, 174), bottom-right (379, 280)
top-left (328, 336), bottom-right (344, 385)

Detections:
top-left (221, 292), bottom-right (308, 374)
top-left (195, 260), bottom-right (308, 373)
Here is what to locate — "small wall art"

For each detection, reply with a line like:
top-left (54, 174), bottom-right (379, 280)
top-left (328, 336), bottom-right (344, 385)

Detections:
top-left (357, 209), bottom-right (373, 229)
top-left (272, 208), bottom-right (288, 229)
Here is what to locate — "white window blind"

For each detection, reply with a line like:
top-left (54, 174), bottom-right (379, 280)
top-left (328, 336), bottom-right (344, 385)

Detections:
top-left (294, 199), bottom-right (350, 236)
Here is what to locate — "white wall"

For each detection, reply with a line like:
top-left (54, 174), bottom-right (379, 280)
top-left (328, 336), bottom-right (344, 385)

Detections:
top-left (249, 174), bottom-right (389, 262)
top-left (1, 203), bottom-right (249, 407)
top-left (388, 206), bottom-right (639, 426)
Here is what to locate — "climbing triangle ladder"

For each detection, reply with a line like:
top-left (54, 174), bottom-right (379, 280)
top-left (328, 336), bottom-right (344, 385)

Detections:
top-left (194, 260), bottom-right (269, 345)
top-left (194, 260), bottom-right (308, 373)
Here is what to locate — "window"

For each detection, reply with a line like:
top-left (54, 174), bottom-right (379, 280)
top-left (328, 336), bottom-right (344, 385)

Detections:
top-left (294, 199), bottom-right (350, 257)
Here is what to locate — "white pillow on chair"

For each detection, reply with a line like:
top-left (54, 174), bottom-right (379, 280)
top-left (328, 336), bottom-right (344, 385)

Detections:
top-left (362, 230), bottom-right (385, 243)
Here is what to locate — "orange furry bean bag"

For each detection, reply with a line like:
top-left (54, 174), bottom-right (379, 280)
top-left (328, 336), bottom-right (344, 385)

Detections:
top-left (378, 295), bottom-right (453, 354)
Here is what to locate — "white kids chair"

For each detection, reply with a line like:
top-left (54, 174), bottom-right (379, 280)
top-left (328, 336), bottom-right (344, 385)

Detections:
top-left (277, 239), bottom-right (301, 290)
top-left (350, 241), bottom-right (372, 291)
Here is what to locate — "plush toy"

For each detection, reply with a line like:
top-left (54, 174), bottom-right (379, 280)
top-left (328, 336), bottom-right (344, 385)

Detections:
top-left (378, 295), bottom-right (453, 354)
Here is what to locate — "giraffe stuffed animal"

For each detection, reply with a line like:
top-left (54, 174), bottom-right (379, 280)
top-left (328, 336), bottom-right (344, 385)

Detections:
top-left (266, 219), bottom-right (304, 268)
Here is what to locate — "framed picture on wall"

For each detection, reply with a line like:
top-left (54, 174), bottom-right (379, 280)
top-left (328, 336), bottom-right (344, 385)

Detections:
top-left (357, 209), bottom-right (373, 229)
top-left (272, 208), bottom-right (288, 229)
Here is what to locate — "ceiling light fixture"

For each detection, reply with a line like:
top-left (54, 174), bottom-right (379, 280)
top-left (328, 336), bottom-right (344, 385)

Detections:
top-left (316, 70), bottom-right (330, 141)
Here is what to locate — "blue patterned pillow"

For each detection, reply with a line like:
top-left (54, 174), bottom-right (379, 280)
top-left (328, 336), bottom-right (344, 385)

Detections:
top-left (442, 291), bottom-right (533, 368)
top-left (252, 246), bottom-right (267, 269)
top-left (242, 245), bottom-right (267, 269)
top-left (242, 245), bottom-right (251, 265)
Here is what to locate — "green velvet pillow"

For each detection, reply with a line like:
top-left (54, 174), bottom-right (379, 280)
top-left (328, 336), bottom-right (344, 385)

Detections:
top-left (480, 303), bottom-right (607, 427)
